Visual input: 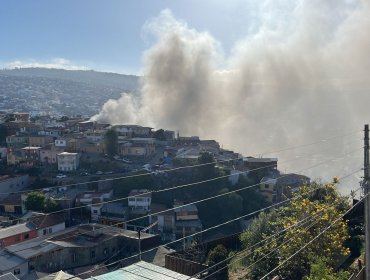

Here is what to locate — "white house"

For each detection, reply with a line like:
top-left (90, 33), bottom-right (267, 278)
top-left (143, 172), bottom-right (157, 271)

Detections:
top-left (55, 139), bottom-right (67, 147)
top-left (57, 152), bottom-right (79, 172)
top-left (29, 213), bottom-right (66, 237)
top-left (128, 189), bottom-right (152, 213)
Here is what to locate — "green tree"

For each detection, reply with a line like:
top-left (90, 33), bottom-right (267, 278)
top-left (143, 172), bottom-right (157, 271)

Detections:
top-left (104, 129), bottom-right (118, 158)
top-left (198, 152), bottom-right (216, 179)
top-left (207, 245), bottom-right (228, 280)
top-left (25, 192), bottom-right (46, 211)
top-left (44, 198), bottom-right (60, 213)
top-left (303, 257), bottom-right (351, 280)
top-left (239, 181), bottom-right (351, 280)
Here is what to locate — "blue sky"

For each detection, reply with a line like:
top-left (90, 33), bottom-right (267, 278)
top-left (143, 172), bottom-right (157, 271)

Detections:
top-left (0, 0), bottom-right (265, 74)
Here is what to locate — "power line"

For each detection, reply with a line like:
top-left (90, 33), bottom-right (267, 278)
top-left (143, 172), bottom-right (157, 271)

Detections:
top-left (259, 191), bottom-right (366, 280)
top-left (7, 142), bottom-right (360, 225)
top-left (8, 147), bottom-right (362, 258)
top-left (66, 169), bottom-right (359, 280)
top-left (200, 181), bottom-right (363, 280)
top-left (1, 130), bottom-right (360, 196)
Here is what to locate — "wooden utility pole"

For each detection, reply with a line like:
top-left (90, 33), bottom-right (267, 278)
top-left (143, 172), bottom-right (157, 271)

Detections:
top-left (364, 124), bottom-right (370, 279)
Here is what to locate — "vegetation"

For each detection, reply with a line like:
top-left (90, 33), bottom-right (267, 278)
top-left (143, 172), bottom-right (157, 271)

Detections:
top-left (236, 180), bottom-right (352, 280)
top-left (206, 244), bottom-right (229, 280)
top-left (303, 257), bottom-right (351, 280)
top-left (25, 191), bottom-right (60, 213)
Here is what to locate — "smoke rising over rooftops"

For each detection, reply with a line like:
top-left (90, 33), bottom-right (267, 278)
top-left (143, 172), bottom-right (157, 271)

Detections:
top-left (92, 1), bottom-right (370, 188)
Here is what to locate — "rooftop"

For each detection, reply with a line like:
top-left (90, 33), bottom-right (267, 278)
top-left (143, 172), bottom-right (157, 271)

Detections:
top-left (0, 251), bottom-right (27, 272)
top-left (86, 261), bottom-right (197, 280)
top-left (0, 273), bottom-right (19, 280)
top-left (128, 189), bottom-right (152, 198)
top-left (243, 157), bottom-right (278, 163)
top-left (0, 223), bottom-right (36, 240)
top-left (30, 213), bottom-right (66, 229)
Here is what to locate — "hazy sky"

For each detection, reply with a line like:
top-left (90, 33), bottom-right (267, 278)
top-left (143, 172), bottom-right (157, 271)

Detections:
top-left (0, 0), bottom-right (272, 74)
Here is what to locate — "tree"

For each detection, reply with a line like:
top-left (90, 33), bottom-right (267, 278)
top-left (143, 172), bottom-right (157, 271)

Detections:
top-left (198, 152), bottom-right (216, 179)
top-left (25, 192), bottom-right (46, 211)
top-left (303, 257), bottom-right (351, 280)
top-left (207, 245), bottom-right (229, 280)
top-left (239, 181), bottom-right (351, 280)
top-left (104, 129), bottom-right (118, 158)
top-left (25, 192), bottom-right (60, 212)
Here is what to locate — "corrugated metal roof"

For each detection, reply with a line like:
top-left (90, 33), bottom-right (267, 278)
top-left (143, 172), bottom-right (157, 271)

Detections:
top-left (0, 251), bottom-right (26, 272)
top-left (0, 223), bottom-right (35, 240)
top-left (0, 273), bottom-right (19, 280)
top-left (87, 261), bottom-right (197, 280)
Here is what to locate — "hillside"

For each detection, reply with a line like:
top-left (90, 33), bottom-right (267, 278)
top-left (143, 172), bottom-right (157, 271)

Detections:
top-left (0, 68), bottom-right (139, 117)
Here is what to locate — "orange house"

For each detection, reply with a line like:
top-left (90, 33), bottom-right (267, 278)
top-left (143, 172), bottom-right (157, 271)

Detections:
top-left (0, 222), bottom-right (38, 249)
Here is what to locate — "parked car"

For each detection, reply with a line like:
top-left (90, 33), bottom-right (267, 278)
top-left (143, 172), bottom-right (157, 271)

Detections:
top-left (56, 174), bottom-right (67, 178)
top-left (96, 171), bottom-right (103, 175)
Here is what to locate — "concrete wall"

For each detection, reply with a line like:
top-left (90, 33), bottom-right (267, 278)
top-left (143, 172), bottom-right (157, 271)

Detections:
top-left (37, 222), bottom-right (66, 237)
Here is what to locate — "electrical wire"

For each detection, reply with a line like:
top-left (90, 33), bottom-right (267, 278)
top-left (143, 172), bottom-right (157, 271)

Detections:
top-left (66, 169), bottom-right (360, 280)
top-left (259, 191), bottom-right (366, 280)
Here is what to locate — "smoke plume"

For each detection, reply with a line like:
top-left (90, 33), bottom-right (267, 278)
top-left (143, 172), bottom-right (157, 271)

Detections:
top-left (93, 1), bottom-right (370, 190)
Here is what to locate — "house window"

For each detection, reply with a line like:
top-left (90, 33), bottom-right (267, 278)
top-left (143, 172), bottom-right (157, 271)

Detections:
top-left (72, 253), bottom-right (77, 263)
top-left (24, 233), bottom-right (29, 239)
top-left (14, 269), bottom-right (20, 275)
top-left (15, 235), bottom-right (20, 242)
top-left (103, 248), bottom-right (108, 255)
top-left (91, 250), bottom-right (95, 259)
top-left (43, 229), bottom-right (47, 235)
top-left (49, 228), bottom-right (52, 234)
top-left (265, 184), bottom-right (269, 189)
top-left (93, 210), bottom-right (98, 214)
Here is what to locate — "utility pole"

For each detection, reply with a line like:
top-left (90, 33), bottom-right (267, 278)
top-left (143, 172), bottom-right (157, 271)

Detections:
top-left (364, 124), bottom-right (370, 279)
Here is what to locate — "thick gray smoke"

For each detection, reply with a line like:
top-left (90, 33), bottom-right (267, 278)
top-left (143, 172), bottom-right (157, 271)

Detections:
top-left (93, 0), bottom-right (370, 191)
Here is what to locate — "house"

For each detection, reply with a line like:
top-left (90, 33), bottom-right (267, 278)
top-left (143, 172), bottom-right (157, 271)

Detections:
top-left (128, 189), bottom-right (152, 214)
top-left (0, 223), bottom-right (38, 249)
top-left (4, 224), bottom-right (160, 274)
top-left (84, 130), bottom-right (105, 143)
top-left (259, 174), bottom-right (310, 203)
top-left (6, 135), bottom-right (28, 148)
top-left (40, 144), bottom-right (63, 165)
top-left (0, 251), bottom-right (28, 278)
top-left (0, 194), bottom-right (27, 215)
top-left (112, 125), bottom-right (153, 138)
top-left (149, 204), bottom-right (175, 241)
top-left (28, 136), bottom-right (54, 148)
top-left (20, 147), bottom-right (41, 165)
top-left (29, 213), bottom-right (66, 237)
top-left (47, 188), bottom-right (81, 210)
top-left (57, 152), bottom-right (79, 172)
top-left (6, 151), bottom-right (22, 166)
top-left (85, 261), bottom-right (198, 280)
top-left (260, 176), bottom-right (278, 203)
top-left (75, 190), bottom-right (113, 207)
top-left (94, 202), bottom-right (128, 226)
top-left (118, 141), bottom-right (155, 157)
top-left (54, 139), bottom-right (67, 148)
top-left (10, 113), bottom-right (30, 123)
top-left (243, 157), bottom-right (278, 171)
top-left (174, 203), bottom-right (202, 244)
top-left (0, 175), bottom-right (29, 200)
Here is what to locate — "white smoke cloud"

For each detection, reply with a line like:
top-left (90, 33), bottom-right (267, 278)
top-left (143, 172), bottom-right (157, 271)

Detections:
top-left (93, 1), bottom-right (370, 190)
